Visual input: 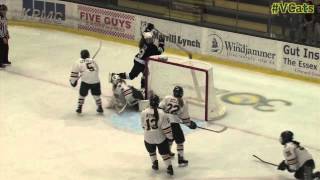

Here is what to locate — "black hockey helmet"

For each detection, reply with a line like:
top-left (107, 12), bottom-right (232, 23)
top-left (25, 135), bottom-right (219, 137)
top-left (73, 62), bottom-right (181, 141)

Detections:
top-left (279, 130), bottom-right (293, 145)
top-left (173, 86), bottom-right (183, 98)
top-left (149, 94), bottom-right (160, 108)
top-left (80, 49), bottom-right (90, 59)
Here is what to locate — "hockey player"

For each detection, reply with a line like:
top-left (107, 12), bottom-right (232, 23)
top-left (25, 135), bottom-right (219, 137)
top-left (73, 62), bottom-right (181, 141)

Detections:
top-left (116, 23), bottom-right (165, 89)
top-left (159, 86), bottom-right (197, 167)
top-left (69, 49), bottom-right (103, 114)
top-left (278, 131), bottom-right (320, 180)
top-left (108, 74), bottom-right (144, 111)
top-left (141, 94), bottom-right (174, 175)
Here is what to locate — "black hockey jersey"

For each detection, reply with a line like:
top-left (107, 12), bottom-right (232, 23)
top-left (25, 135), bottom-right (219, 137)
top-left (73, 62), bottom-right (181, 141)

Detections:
top-left (134, 43), bottom-right (164, 65)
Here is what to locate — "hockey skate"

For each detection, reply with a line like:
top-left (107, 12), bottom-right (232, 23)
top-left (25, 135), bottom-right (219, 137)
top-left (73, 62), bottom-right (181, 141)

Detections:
top-left (167, 165), bottom-right (174, 175)
top-left (178, 155), bottom-right (188, 167)
top-left (97, 105), bottom-right (103, 113)
top-left (76, 105), bottom-right (82, 114)
top-left (152, 160), bottom-right (159, 170)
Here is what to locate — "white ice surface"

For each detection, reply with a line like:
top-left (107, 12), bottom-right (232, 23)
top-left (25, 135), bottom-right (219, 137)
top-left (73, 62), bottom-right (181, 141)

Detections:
top-left (0, 26), bottom-right (319, 180)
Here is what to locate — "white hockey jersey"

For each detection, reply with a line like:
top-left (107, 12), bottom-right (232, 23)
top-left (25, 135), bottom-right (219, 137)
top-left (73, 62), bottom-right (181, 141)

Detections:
top-left (141, 108), bottom-right (173, 144)
top-left (159, 95), bottom-right (191, 124)
top-left (113, 80), bottom-right (139, 106)
top-left (283, 142), bottom-right (313, 171)
top-left (70, 58), bottom-right (100, 84)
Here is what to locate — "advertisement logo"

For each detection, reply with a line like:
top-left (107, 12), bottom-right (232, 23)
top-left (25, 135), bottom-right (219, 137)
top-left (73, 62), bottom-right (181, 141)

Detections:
top-left (208, 33), bottom-right (223, 54)
top-left (22, 0), bottom-right (65, 22)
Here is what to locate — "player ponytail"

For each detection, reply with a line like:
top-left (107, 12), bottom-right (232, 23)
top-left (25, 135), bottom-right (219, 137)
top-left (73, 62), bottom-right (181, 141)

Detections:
top-left (149, 94), bottom-right (160, 121)
top-left (153, 106), bottom-right (159, 122)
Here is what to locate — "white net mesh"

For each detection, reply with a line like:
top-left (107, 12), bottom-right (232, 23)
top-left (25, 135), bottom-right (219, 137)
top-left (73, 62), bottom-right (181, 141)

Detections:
top-left (146, 56), bottom-right (226, 121)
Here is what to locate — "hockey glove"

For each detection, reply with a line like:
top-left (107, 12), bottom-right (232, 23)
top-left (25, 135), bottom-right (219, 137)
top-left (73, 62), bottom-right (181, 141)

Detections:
top-left (188, 121), bottom-right (197, 129)
top-left (278, 160), bottom-right (287, 171)
top-left (145, 23), bottom-right (154, 32)
top-left (70, 80), bottom-right (78, 87)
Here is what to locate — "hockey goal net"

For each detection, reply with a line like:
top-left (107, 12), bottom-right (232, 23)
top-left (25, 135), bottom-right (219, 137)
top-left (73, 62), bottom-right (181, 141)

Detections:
top-left (145, 56), bottom-right (226, 121)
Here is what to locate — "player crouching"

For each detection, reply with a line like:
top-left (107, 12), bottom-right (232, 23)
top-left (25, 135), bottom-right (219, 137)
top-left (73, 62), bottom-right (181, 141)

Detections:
top-left (278, 131), bottom-right (320, 180)
top-left (141, 94), bottom-right (174, 175)
top-left (107, 73), bottom-right (144, 112)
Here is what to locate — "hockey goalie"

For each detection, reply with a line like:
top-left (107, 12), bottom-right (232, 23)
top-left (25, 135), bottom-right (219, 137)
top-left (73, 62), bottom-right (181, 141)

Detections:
top-left (107, 74), bottom-right (145, 112)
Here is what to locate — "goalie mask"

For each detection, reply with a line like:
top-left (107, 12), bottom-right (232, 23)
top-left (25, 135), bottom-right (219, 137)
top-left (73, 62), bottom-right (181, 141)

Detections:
top-left (143, 32), bottom-right (154, 44)
top-left (111, 74), bottom-right (121, 85)
top-left (279, 130), bottom-right (293, 145)
top-left (173, 86), bottom-right (184, 98)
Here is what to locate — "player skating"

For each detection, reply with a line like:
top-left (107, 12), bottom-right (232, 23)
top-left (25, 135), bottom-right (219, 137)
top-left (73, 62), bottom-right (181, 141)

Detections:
top-left (114, 23), bottom-right (165, 89)
top-left (141, 94), bottom-right (174, 175)
top-left (278, 131), bottom-right (320, 180)
top-left (159, 86), bottom-right (197, 167)
top-left (107, 74), bottom-right (144, 112)
top-left (69, 49), bottom-right (103, 114)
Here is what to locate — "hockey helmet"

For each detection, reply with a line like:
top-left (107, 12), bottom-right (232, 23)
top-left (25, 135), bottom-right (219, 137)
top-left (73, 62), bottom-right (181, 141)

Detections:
top-left (0, 4), bottom-right (7, 11)
top-left (173, 86), bottom-right (184, 98)
top-left (279, 130), bottom-right (293, 145)
top-left (149, 94), bottom-right (160, 108)
top-left (111, 74), bottom-right (121, 85)
top-left (143, 32), bottom-right (154, 44)
top-left (80, 49), bottom-right (90, 59)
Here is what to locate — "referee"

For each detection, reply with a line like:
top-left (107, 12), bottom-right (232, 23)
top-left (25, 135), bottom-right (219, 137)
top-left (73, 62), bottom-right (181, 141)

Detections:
top-left (0, 4), bottom-right (10, 68)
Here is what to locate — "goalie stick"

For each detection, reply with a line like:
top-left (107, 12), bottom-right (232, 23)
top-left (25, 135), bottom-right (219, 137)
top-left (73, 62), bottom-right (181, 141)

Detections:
top-left (116, 102), bottom-right (128, 114)
top-left (252, 155), bottom-right (278, 167)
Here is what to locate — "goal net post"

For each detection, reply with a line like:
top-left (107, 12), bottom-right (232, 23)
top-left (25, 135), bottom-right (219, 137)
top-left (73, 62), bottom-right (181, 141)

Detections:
top-left (145, 56), bottom-right (226, 121)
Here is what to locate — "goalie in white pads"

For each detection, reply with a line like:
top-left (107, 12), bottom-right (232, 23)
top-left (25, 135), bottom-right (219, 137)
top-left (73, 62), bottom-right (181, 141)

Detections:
top-left (141, 94), bottom-right (174, 175)
top-left (108, 74), bottom-right (144, 111)
top-left (69, 49), bottom-right (103, 114)
top-left (278, 131), bottom-right (320, 180)
top-left (159, 86), bottom-right (197, 167)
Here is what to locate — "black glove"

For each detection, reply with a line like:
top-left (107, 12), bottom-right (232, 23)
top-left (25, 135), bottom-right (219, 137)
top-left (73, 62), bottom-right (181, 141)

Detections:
top-left (145, 23), bottom-right (154, 32)
top-left (70, 80), bottom-right (78, 87)
top-left (278, 160), bottom-right (287, 171)
top-left (188, 121), bottom-right (197, 129)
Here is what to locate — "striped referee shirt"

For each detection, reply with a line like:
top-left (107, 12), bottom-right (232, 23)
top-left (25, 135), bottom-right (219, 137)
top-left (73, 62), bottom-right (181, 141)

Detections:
top-left (0, 15), bottom-right (8, 38)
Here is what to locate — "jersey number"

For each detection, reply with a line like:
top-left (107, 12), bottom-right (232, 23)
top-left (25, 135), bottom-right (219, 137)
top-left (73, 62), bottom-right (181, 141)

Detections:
top-left (146, 118), bottom-right (158, 131)
top-left (86, 62), bottom-right (95, 71)
top-left (167, 104), bottom-right (180, 114)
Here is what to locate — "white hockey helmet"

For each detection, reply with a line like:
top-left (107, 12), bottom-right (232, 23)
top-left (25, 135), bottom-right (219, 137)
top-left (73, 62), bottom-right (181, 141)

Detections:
top-left (111, 74), bottom-right (121, 85)
top-left (143, 32), bottom-right (154, 44)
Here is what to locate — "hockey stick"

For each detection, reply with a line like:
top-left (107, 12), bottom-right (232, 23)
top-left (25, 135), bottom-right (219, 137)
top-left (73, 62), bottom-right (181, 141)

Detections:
top-left (92, 41), bottom-right (102, 59)
top-left (197, 125), bottom-right (227, 133)
top-left (252, 155), bottom-right (278, 167)
top-left (116, 102), bottom-right (128, 114)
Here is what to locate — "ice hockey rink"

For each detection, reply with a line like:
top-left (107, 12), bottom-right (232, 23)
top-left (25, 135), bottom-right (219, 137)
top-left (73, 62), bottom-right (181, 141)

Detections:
top-left (0, 25), bottom-right (319, 180)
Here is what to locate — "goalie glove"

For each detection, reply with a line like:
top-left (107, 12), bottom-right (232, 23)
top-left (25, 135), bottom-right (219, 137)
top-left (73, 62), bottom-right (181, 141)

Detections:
top-left (188, 121), bottom-right (197, 129)
top-left (70, 79), bottom-right (78, 87)
top-left (277, 160), bottom-right (287, 171)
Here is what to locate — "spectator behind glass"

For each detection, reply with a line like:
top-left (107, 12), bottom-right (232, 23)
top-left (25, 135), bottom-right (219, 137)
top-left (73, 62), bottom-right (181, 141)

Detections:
top-left (303, 0), bottom-right (314, 45)
top-left (313, 3), bottom-right (320, 46)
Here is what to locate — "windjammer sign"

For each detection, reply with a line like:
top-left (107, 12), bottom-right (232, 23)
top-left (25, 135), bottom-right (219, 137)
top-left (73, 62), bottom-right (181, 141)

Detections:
top-left (207, 30), bottom-right (277, 69)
